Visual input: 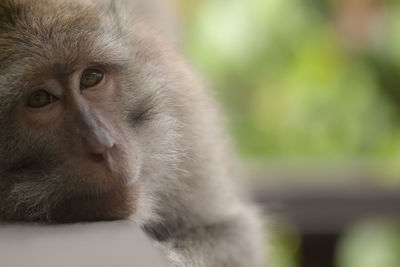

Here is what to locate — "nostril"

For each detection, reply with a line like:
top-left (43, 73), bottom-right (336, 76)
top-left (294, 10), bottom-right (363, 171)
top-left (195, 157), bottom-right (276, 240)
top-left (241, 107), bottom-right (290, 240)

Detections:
top-left (82, 132), bottom-right (116, 163)
top-left (87, 143), bottom-right (116, 163)
top-left (89, 152), bottom-right (105, 163)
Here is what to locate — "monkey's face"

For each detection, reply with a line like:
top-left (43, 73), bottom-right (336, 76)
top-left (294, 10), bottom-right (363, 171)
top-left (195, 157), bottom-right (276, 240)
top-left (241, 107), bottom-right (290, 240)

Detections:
top-left (0, 64), bottom-right (140, 222)
top-left (0, 0), bottom-right (179, 222)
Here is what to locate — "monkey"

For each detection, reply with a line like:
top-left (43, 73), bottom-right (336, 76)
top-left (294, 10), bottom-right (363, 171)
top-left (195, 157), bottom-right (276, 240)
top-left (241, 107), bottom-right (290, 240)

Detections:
top-left (0, 0), bottom-right (266, 266)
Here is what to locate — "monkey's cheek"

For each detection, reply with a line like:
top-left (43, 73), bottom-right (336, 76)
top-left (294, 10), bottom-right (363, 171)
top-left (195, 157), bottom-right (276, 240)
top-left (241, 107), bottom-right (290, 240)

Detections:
top-left (50, 184), bottom-right (139, 223)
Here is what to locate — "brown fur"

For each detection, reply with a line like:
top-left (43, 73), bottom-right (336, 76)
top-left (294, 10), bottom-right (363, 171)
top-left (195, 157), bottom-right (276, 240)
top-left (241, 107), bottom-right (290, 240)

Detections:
top-left (0, 1), bottom-right (265, 266)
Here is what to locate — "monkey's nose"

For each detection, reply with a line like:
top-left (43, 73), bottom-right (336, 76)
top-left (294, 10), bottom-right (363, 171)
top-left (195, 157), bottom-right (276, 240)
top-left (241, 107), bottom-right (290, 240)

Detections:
top-left (84, 136), bottom-right (116, 163)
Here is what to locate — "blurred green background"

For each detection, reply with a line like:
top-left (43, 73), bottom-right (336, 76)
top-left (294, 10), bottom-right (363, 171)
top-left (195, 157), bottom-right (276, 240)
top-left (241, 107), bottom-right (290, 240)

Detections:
top-left (174, 0), bottom-right (400, 266)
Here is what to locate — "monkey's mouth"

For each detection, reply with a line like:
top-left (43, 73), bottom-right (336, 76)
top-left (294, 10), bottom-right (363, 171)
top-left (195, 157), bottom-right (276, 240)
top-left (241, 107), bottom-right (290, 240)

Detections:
top-left (50, 181), bottom-right (138, 223)
top-left (74, 175), bottom-right (136, 200)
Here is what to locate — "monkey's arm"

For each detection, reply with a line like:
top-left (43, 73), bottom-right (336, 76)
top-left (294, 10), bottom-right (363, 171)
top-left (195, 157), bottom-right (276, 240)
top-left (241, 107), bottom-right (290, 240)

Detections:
top-left (159, 210), bottom-right (264, 267)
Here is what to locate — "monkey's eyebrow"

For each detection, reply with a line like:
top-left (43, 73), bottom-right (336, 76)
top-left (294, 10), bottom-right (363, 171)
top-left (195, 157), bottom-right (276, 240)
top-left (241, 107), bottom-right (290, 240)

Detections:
top-left (91, 61), bottom-right (128, 71)
top-left (49, 60), bottom-right (127, 79)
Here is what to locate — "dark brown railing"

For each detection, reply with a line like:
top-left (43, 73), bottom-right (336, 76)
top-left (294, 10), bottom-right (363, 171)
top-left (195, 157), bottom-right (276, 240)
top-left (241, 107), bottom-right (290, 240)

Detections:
top-left (254, 186), bottom-right (400, 267)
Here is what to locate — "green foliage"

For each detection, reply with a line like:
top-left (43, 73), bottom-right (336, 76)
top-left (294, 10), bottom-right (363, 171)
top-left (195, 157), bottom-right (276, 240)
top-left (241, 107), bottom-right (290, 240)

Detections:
top-left (336, 220), bottom-right (400, 267)
top-left (183, 0), bottom-right (400, 159)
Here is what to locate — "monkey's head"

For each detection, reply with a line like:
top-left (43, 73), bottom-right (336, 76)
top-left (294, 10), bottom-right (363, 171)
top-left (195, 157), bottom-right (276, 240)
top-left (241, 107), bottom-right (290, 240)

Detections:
top-left (0, 0), bottom-right (190, 223)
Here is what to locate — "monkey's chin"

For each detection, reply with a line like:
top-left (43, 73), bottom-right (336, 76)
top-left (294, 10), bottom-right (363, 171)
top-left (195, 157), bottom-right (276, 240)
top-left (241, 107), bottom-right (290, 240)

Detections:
top-left (50, 184), bottom-right (138, 223)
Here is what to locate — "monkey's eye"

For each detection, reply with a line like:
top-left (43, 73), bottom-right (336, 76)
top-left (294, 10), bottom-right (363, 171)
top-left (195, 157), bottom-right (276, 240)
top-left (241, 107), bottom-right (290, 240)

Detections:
top-left (27, 90), bottom-right (57, 108)
top-left (80, 69), bottom-right (103, 89)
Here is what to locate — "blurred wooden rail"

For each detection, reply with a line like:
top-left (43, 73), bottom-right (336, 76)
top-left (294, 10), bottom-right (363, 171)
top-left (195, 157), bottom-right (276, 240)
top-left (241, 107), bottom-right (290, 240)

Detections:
top-left (254, 186), bottom-right (400, 267)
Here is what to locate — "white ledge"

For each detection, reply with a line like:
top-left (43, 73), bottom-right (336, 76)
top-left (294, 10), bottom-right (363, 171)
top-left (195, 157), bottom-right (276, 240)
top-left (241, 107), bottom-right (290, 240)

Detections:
top-left (0, 220), bottom-right (167, 267)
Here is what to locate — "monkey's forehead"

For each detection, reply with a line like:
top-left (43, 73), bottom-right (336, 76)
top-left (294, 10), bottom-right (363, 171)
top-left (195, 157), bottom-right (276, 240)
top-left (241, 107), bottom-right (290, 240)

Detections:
top-left (0, 0), bottom-right (128, 73)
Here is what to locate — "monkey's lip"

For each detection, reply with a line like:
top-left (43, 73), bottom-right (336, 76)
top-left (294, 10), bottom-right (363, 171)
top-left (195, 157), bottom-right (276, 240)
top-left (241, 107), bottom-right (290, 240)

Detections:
top-left (51, 177), bottom-right (138, 222)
